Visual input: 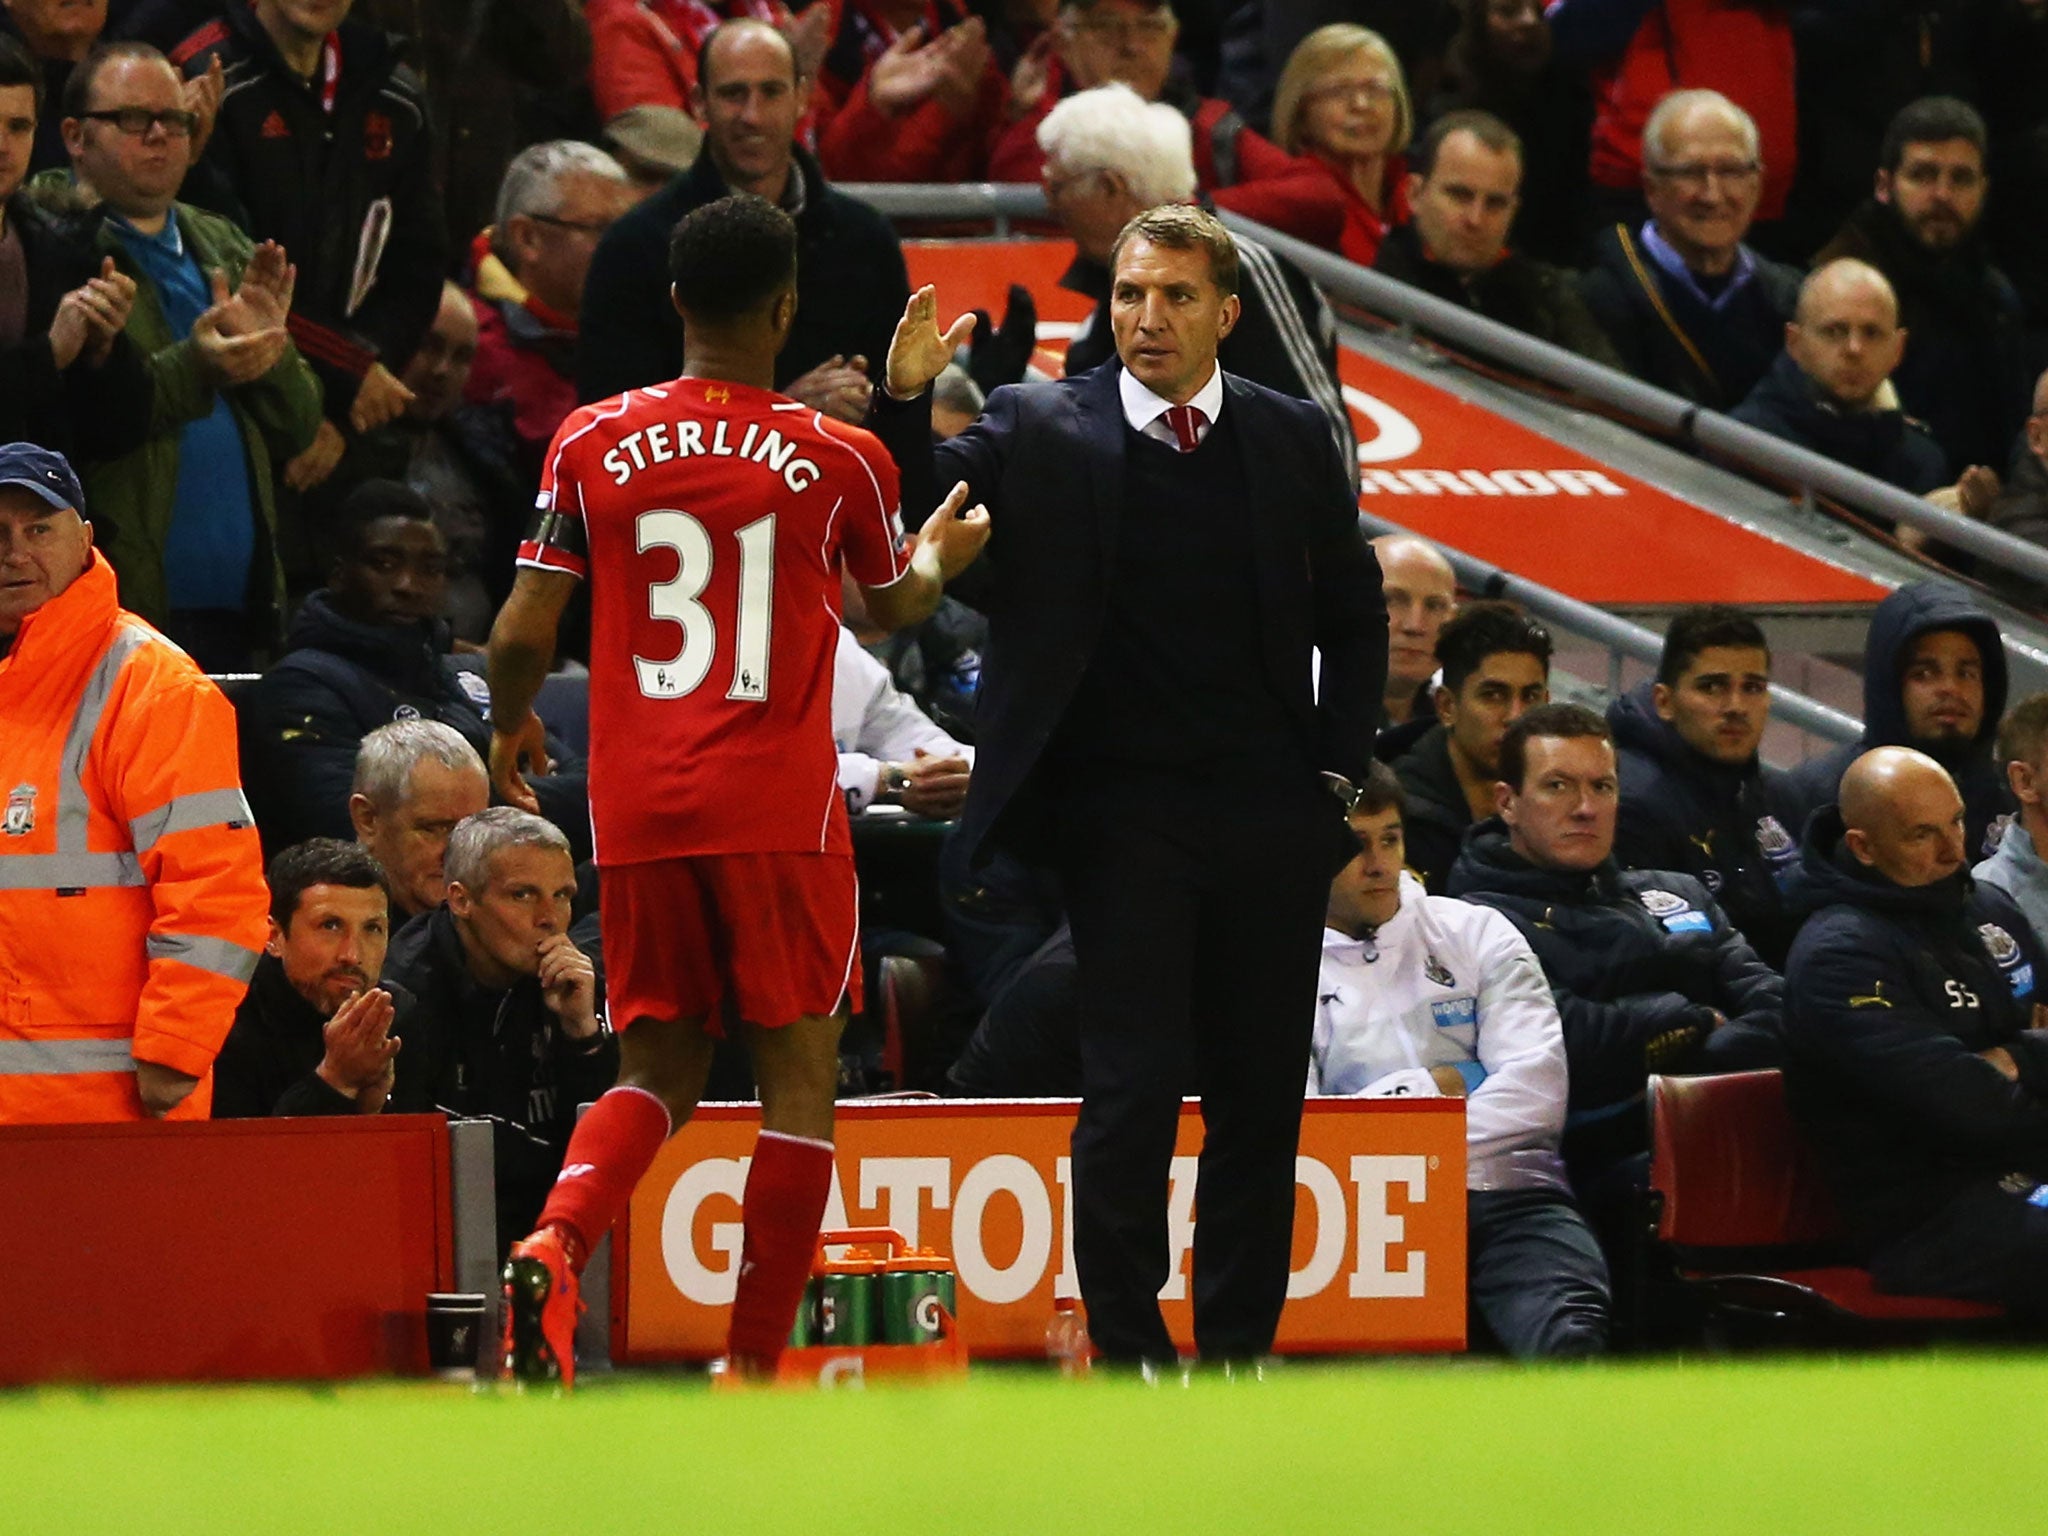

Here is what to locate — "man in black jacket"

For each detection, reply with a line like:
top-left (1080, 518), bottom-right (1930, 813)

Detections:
top-left (1394, 600), bottom-right (1549, 892)
top-left (1782, 746), bottom-right (2048, 1311)
top-left (236, 478), bottom-right (587, 859)
top-left (1448, 703), bottom-right (1783, 1176)
top-left (1814, 97), bottom-right (2030, 487)
top-left (1781, 577), bottom-right (2010, 864)
top-left (576, 19), bottom-right (907, 414)
top-left (173, 0), bottom-right (448, 438)
top-left (214, 838), bottom-right (409, 1118)
top-left (1609, 604), bottom-right (1800, 968)
top-left (386, 808), bottom-right (617, 1250)
top-left (1373, 110), bottom-right (1620, 369)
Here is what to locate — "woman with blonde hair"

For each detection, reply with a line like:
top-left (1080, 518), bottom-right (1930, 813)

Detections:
top-left (1215, 24), bottom-right (1413, 265)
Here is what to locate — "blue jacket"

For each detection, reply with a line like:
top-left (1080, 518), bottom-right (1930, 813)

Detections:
top-left (1782, 805), bottom-right (2048, 1248)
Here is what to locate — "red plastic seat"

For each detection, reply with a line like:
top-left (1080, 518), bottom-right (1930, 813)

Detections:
top-left (1647, 1071), bottom-right (2002, 1328)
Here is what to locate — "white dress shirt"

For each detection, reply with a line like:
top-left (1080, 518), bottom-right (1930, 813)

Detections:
top-left (832, 628), bottom-right (974, 812)
top-left (1118, 363), bottom-right (1225, 449)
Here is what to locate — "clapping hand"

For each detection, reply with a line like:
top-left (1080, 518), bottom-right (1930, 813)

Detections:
top-left (49, 258), bottom-right (136, 369)
top-left (968, 283), bottom-right (1037, 392)
top-left (785, 353), bottom-right (875, 422)
top-left (183, 55), bottom-right (224, 163)
top-left (885, 285), bottom-right (977, 399)
top-left (781, 1), bottom-right (834, 85)
top-left (318, 986), bottom-right (401, 1103)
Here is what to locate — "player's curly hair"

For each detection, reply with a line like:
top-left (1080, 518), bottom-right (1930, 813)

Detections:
top-left (668, 193), bottom-right (798, 322)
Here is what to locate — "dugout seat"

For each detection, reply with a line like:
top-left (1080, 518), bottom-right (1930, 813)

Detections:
top-left (878, 953), bottom-right (947, 1093)
top-left (1643, 1070), bottom-right (2004, 1341)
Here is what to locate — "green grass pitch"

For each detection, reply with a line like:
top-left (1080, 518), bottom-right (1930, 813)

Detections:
top-left (6, 1354), bottom-right (2042, 1534)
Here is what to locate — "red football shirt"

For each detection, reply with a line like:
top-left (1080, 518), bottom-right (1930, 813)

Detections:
top-left (518, 378), bottom-right (907, 862)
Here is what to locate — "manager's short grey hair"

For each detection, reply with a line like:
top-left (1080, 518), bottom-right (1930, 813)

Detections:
top-left (1643, 89), bottom-right (1759, 171)
top-left (495, 139), bottom-right (629, 233)
top-left (444, 806), bottom-right (573, 893)
top-left (351, 720), bottom-right (487, 812)
top-left (1037, 83), bottom-right (1197, 208)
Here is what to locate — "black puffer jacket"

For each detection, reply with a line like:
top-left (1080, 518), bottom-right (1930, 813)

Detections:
top-left (1447, 818), bottom-right (1783, 1164)
top-left (1391, 723), bottom-right (1472, 895)
top-left (1780, 579), bottom-right (2011, 862)
top-left (1373, 222), bottom-right (1623, 369)
top-left (234, 589), bottom-right (588, 858)
top-left (1730, 350), bottom-right (1950, 494)
top-left (1782, 805), bottom-right (2048, 1249)
top-left (212, 954), bottom-right (423, 1118)
top-left (1608, 682), bottom-right (1802, 968)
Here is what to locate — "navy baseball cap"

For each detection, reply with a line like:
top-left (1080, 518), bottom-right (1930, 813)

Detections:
top-left (0, 442), bottom-right (85, 514)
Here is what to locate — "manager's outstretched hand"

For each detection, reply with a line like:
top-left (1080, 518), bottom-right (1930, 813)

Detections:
top-left (886, 284), bottom-right (977, 400)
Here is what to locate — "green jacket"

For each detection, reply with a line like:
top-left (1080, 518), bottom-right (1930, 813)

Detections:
top-left (33, 178), bottom-right (325, 635)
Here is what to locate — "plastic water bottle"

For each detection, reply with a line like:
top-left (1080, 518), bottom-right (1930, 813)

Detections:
top-left (1045, 1295), bottom-right (1090, 1377)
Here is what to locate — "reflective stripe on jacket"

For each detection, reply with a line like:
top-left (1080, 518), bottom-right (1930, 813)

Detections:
top-left (0, 552), bottom-right (268, 1123)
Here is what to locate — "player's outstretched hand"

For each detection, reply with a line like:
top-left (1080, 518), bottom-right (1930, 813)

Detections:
top-left (886, 285), bottom-right (976, 401)
top-left (910, 478), bottom-right (991, 583)
top-left (490, 709), bottom-right (552, 814)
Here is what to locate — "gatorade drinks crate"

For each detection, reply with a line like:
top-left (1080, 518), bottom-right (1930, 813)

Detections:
top-left (780, 1226), bottom-right (967, 1385)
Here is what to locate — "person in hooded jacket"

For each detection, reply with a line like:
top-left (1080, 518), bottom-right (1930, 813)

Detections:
top-left (1608, 605), bottom-right (1801, 968)
top-left (1782, 746), bottom-right (2048, 1312)
top-left (1780, 577), bottom-right (2010, 865)
top-left (1446, 702), bottom-right (1783, 1178)
top-left (235, 479), bottom-right (587, 859)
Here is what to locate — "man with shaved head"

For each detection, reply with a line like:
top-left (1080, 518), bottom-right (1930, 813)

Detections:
top-left (1731, 259), bottom-right (1951, 497)
top-left (1371, 532), bottom-right (1456, 761)
top-left (1783, 745), bottom-right (2048, 1313)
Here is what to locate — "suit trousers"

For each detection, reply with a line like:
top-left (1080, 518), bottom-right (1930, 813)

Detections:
top-left (1056, 765), bottom-right (1334, 1361)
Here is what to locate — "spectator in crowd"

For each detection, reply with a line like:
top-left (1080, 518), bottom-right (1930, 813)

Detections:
top-left (212, 838), bottom-right (409, 1117)
top-left (1215, 0), bottom-right (1457, 139)
top-left (1311, 761), bottom-right (1609, 1358)
top-left (585, 0), bottom-right (831, 126)
top-left (1978, 368), bottom-right (2048, 610)
top-left (1608, 605), bottom-right (1801, 969)
top-left (834, 626), bottom-right (974, 818)
top-left (993, 0), bottom-right (1287, 195)
top-left (0, 442), bottom-right (267, 1124)
top-left (1371, 109), bottom-right (1620, 367)
top-left (353, 0), bottom-right (592, 253)
top-left (578, 19), bottom-right (908, 410)
top-left (0, 36), bottom-right (155, 466)
top-left (1371, 531), bottom-right (1455, 762)
top-left (1730, 260), bottom-right (1953, 500)
top-left (348, 719), bottom-right (490, 925)
top-left (386, 807), bottom-right (617, 1246)
top-left (601, 102), bottom-right (703, 196)
top-left (930, 359), bottom-right (984, 438)
top-left (1578, 90), bottom-right (1800, 411)
top-left (1392, 600), bottom-right (1550, 892)
top-left (815, 3), bottom-right (1006, 183)
top-left (56, 41), bottom-right (323, 669)
top-left (1447, 704), bottom-right (1783, 1178)
top-left (1976, 693), bottom-right (2048, 946)
top-left (1044, 83), bottom-right (1356, 481)
top-left (468, 141), bottom-right (638, 480)
top-left (1781, 745), bottom-right (2048, 1315)
top-left (1430, 0), bottom-right (1590, 266)
top-left (1211, 23), bottom-right (1411, 265)
top-left (1781, 577), bottom-right (2010, 864)
top-left (1545, 0), bottom-right (1795, 231)
top-left (236, 479), bottom-right (587, 858)
top-left (1815, 97), bottom-right (2031, 483)
top-left (4, 0), bottom-right (109, 171)
top-left (175, 0), bottom-right (448, 443)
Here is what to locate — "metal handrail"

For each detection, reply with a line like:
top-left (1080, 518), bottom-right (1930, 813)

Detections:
top-left (1357, 512), bottom-right (1863, 744)
top-left (844, 180), bottom-right (2048, 591)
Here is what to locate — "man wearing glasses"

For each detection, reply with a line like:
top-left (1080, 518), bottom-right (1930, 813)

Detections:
top-left (54, 41), bottom-right (323, 670)
top-left (171, 0), bottom-right (447, 451)
top-left (1579, 89), bottom-right (1800, 412)
top-left (1815, 95), bottom-right (2030, 483)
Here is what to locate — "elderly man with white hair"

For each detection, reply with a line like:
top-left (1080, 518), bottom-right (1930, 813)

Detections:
top-left (1043, 82), bottom-right (1357, 484)
top-left (1578, 90), bottom-right (1802, 411)
top-left (468, 140), bottom-right (642, 470)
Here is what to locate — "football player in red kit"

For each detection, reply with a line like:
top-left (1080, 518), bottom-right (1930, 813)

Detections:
top-left (485, 193), bottom-right (986, 1385)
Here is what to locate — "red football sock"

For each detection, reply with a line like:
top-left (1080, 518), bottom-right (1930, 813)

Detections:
top-left (535, 1085), bottom-right (674, 1273)
top-left (726, 1129), bottom-right (835, 1372)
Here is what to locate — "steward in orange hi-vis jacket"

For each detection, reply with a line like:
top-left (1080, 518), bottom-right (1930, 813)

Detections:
top-left (0, 445), bottom-right (268, 1123)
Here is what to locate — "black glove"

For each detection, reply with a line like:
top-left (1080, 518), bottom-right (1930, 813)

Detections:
top-left (968, 283), bottom-right (1038, 394)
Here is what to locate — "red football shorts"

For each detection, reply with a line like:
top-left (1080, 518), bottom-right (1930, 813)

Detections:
top-left (600, 852), bottom-right (862, 1035)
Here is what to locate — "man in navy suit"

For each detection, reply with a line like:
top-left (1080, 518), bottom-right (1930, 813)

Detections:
top-left (877, 204), bottom-right (1386, 1365)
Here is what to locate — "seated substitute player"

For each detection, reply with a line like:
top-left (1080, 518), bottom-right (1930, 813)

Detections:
top-left (483, 194), bottom-right (990, 1385)
top-left (1312, 761), bottom-right (1609, 1357)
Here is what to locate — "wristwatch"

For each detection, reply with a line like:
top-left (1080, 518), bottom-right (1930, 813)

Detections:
top-left (879, 763), bottom-right (913, 804)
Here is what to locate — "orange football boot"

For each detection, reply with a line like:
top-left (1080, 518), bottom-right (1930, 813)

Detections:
top-left (501, 1227), bottom-right (584, 1389)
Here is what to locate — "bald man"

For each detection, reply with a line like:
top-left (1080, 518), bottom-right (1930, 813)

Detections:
top-left (1372, 532), bottom-right (1457, 763)
top-left (1783, 746), bottom-right (2048, 1313)
top-left (1730, 259), bottom-right (1951, 497)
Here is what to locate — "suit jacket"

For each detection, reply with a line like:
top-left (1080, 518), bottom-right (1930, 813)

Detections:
top-left (873, 359), bottom-right (1386, 866)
